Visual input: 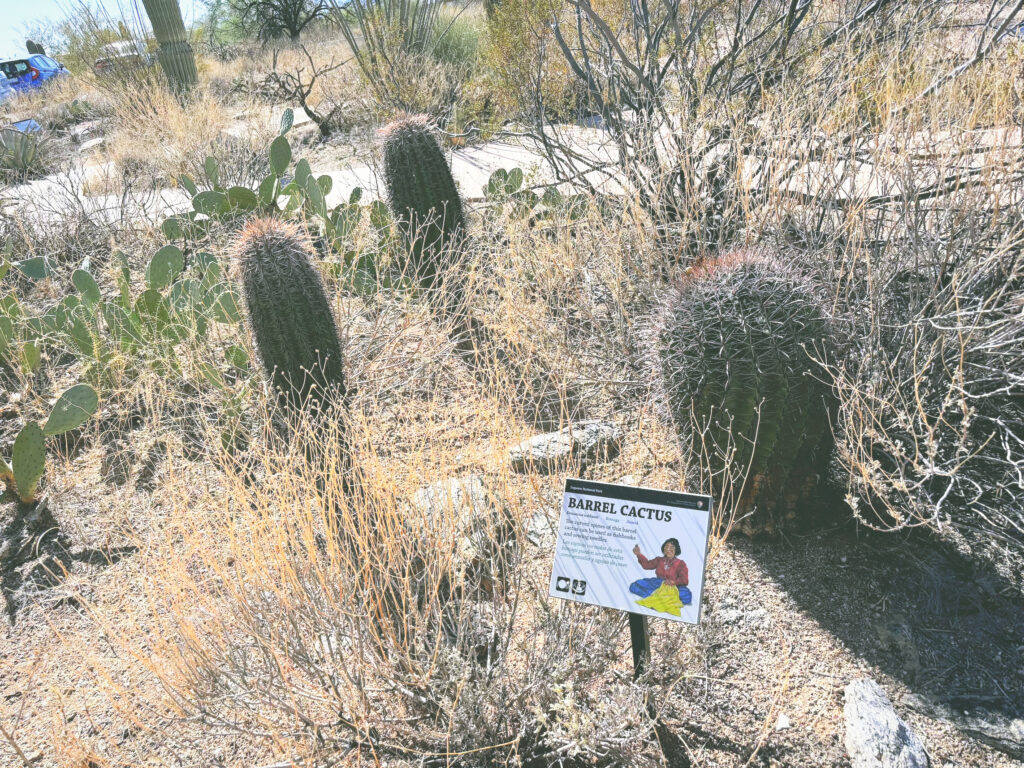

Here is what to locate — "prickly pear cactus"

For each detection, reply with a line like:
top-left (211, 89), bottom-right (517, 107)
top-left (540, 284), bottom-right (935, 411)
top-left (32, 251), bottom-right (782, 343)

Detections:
top-left (44, 384), bottom-right (100, 436)
top-left (235, 218), bottom-right (346, 425)
top-left (12, 422), bottom-right (46, 503)
top-left (379, 114), bottom-right (467, 290)
top-left (656, 251), bottom-right (835, 532)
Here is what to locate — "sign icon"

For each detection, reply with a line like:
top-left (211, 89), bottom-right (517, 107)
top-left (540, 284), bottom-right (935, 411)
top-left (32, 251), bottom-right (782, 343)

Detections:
top-left (555, 576), bottom-right (570, 592)
top-left (572, 579), bottom-right (587, 595)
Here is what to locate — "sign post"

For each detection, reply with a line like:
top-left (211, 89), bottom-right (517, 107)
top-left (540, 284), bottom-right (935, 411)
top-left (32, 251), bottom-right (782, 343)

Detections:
top-left (628, 612), bottom-right (650, 680)
top-left (548, 478), bottom-right (713, 680)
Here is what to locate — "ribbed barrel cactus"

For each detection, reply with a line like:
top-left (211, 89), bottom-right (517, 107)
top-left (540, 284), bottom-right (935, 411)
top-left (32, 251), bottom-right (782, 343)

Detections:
top-left (656, 251), bottom-right (835, 531)
top-left (379, 114), bottom-right (467, 291)
top-left (236, 218), bottom-right (346, 425)
top-left (140, 0), bottom-right (198, 92)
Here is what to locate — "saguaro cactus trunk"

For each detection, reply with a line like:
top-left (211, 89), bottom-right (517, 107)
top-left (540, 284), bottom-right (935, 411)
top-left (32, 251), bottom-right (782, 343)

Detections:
top-left (140, 0), bottom-right (199, 92)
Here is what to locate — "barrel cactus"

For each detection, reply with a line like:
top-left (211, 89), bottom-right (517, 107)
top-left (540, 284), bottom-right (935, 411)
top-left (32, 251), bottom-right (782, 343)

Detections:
top-left (235, 218), bottom-right (346, 426)
top-left (379, 114), bottom-right (467, 291)
top-left (656, 251), bottom-right (836, 532)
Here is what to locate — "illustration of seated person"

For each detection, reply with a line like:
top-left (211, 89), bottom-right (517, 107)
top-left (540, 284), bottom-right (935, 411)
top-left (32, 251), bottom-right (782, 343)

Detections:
top-left (629, 538), bottom-right (692, 615)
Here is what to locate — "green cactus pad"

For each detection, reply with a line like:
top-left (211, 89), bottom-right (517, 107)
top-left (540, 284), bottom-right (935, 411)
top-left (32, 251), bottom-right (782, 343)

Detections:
top-left (20, 341), bottom-right (40, 374)
top-left (147, 245), bottom-right (184, 291)
top-left (72, 269), bottom-right (101, 306)
top-left (0, 316), bottom-right (12, 359)
top-left (43, 384), bottom-right (100, 436)
top-left (12, 422), bottom-right (46, 503)
top-left (269, 135), bottom-right (291, 177)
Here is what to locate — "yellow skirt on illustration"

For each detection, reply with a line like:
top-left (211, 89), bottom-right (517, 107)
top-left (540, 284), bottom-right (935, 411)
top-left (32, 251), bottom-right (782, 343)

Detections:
top-left (634, 583), bottom-right (683, 616)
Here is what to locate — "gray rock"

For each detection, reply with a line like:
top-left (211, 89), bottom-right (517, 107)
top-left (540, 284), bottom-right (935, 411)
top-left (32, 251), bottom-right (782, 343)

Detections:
top-left (78, 137), bottom-right (105, 154)
top-left (524, 510), bottom-right (558, 548)
top-left (904, 694), bottom-right (1024, 760)
top-left (844, 678), bottom-right (928, 768)
top-left (509, 421), bottom-right (623, 474)
top-left (412, 476), bottom-right (515, 592)
top-left (718, 607), bottom-right (745, 625)
top-left (70, 119), bottom-right (104, 142)
top-left (716, 606), bottom-right (770, 628)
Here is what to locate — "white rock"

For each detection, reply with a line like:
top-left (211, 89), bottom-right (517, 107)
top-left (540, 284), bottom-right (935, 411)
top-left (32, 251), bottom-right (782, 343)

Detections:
top-left (509, 421), bottom-right (623, 474)
top-left (78, 137), bottom-right (105, 153)
top-left (411, 475), bottom-right (515, 589)
top-left (844, 678), bottom-right (928, 768)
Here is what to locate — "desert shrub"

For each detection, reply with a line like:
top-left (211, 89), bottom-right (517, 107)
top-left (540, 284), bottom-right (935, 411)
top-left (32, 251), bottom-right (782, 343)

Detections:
top-left (483, 0), bottom-right (584, 123)
top-left (656, 250), bottom-right (837, 534)
top-left (228, 0), bottom-right (331, 42)
top-left (103, 73), bottom-right (234, 183)
top-left (88, 403), bottom-right (656, 765)
top-left (0, 198), bottom-right (118, 273)
top-left (833, 242), bottom-right (1024, 589)
top-left (429, 6), bottom-right (484, 72)
top-left (523, 0), bottom-right (1024, 259)
top-left (183, 132), bottom-right (271, 192)
top-left (337, 0), bottom-right (482, 118)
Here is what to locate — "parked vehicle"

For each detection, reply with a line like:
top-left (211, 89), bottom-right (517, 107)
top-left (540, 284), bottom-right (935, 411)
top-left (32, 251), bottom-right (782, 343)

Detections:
top-left (93, 41), bottom-right (155, 77)
top-left (0, 55), bottom-right (69, 92)
top-left (0, 76), bottom-right (13, 104)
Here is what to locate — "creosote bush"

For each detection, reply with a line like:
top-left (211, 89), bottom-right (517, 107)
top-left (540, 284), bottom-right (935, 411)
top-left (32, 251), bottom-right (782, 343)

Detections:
top-left (657, 250), bottom-right (836, 533)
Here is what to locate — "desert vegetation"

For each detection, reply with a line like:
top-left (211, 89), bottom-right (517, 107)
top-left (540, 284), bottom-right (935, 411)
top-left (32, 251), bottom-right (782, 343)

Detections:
top-left (1, 0), bottom-right (1023, 766)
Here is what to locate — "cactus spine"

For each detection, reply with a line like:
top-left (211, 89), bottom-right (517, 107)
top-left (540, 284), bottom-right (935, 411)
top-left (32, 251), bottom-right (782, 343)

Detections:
top-left (236, 218), bottom-right (346, 425)
top-left (380, 114), bottom-right (467, 292)
top-left (656, 251), bottom-right (835, 530)
top-left (140, 0), bottom-right (198, 92)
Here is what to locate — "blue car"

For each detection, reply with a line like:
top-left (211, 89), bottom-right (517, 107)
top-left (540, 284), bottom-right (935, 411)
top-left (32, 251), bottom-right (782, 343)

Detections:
top-left (1, 55), bottom-right (69, 92)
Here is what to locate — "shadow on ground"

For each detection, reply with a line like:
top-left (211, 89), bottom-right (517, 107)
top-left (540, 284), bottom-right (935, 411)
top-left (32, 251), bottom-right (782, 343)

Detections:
top-left (741, 523), bottom-right (1024, 754)
top-left (0, 494), bottom-right (138, 622)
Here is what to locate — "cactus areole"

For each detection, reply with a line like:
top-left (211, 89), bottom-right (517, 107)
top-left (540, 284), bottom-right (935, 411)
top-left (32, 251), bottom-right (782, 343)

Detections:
top-left (380, 114), bottom-right (467, 291)
top-left (656, 251), bottom-right (835, 531)
top-left (236, 218), bottom-right (346, 423)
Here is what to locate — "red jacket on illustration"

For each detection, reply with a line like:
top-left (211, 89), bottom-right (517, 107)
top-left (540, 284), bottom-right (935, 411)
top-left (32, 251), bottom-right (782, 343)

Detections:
top-left (636, 553), bottom-right (688, 586)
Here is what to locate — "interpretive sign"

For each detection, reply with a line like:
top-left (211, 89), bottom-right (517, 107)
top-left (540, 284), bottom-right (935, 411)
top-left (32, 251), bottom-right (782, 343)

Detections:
top-left (549, 478), bottom-right (712, 625)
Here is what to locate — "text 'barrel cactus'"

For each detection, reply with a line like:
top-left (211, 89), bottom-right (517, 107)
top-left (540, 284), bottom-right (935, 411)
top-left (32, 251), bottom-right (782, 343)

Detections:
top-left (380, 114), bottom-right (467, 291)
top-left (236, 218), bottom-right (346, 425)
top-left (656, 251), bottom-right (835, 531)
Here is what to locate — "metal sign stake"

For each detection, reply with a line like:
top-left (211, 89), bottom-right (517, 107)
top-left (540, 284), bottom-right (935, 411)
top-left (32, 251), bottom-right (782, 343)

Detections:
top-left (628, 611), bottom-right (650, 680)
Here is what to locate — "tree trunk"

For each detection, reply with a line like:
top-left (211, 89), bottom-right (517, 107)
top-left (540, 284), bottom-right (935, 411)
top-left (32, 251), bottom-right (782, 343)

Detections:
top-left (140, 0), bottom-right (199, 93)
